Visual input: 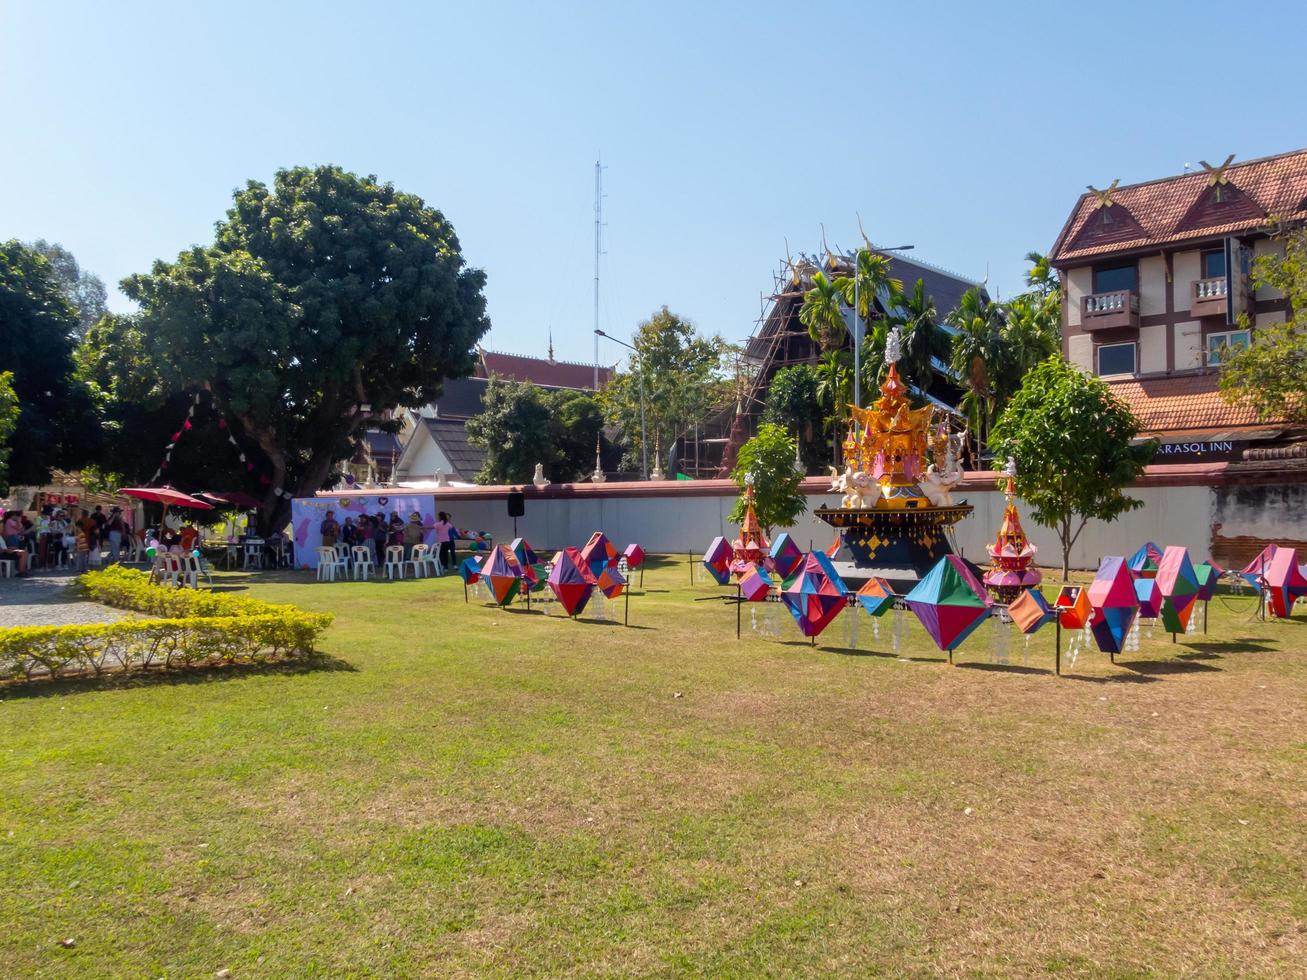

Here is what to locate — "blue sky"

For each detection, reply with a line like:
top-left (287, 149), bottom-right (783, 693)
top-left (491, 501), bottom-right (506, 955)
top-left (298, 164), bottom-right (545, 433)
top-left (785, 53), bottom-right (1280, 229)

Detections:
top-left (4, 1), bottom-right (1305, 367)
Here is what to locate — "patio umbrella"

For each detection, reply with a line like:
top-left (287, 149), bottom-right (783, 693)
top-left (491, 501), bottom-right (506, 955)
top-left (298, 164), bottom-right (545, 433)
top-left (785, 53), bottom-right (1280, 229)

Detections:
top-left (116, 486), bottom-right (214, 510)
top-left (196, 490), bottom-right (262, 509)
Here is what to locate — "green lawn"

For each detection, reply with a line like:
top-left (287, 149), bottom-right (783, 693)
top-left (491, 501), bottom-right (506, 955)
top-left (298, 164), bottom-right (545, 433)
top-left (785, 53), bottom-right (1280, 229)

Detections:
top-left (2, 560), bottom-right (1305, 977)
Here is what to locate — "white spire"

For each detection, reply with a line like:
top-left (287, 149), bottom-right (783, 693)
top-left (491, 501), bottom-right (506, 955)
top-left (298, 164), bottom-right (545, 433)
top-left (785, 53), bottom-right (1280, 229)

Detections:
top-left (885, 325), bottom-right (902, 365)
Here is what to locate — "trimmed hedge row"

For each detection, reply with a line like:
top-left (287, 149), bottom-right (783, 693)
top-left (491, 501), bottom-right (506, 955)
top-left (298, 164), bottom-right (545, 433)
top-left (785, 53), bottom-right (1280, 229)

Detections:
top-left (0, 567), bottom-right (332, 685)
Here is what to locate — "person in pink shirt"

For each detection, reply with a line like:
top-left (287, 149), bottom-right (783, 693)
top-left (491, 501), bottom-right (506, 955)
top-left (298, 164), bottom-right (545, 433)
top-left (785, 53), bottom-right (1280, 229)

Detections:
top-left (433, 512), bottom-right (456, 570)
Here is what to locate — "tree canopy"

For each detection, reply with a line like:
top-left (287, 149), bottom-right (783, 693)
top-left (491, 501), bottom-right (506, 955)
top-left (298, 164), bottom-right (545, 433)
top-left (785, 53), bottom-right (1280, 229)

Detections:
top-left (466, 378), bottom-right (607, 485)
top-left (728, 423), bottom-right (806, 534)
top-left (0, 239), bottom-right (98, 487)
top-left (1219, 226), bottom-right (1307, 423)
top-left (599, 307), bottom-right (733, 474)
top-left (121, 165), bottom-right (489, 530)
top-left (762, 363), bottom-right (825, 472)
top-left (28, 239), bottom-right (108, 339)
top-left (989, 356), bottom-right (1154, 578)
top-left (0, 372), bottom-right (18, 495)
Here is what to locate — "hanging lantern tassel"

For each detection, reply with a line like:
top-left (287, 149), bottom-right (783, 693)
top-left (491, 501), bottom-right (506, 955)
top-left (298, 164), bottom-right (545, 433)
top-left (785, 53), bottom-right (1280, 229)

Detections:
top-left (1127, 617), bottom-right (1141, 653)
top-left (750, 604), bottom-right (758, 634)
top-left (892, 606), bottom-right (905, 657)
top-left (1022, 632), bottom-right (1031, 666)
top-left (993, 612), bottom-right (1009, 665)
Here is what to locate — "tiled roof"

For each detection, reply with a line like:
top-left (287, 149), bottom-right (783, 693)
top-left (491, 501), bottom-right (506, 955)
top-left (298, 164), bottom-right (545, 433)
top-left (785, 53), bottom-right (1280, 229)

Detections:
top-left (475, 349), bottom-right (613, 390)
top-left (432, 377), bottom-right (488, 419)
top-left (1050, 147), bottom-right (1307, 264)
top-left (1104, 372), bottom-right (1284, 435)
top-left (422, 417), bottom-right (487, 482)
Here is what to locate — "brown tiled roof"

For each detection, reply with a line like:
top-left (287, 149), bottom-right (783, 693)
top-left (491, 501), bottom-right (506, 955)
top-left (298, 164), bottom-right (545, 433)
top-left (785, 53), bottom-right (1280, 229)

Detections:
top-left (475, 349), bottom-right (613, 390)
top-left (1104, 373), bottom-right (1285, 435)
top-left (1050, 147), bottom-right (1307, 264)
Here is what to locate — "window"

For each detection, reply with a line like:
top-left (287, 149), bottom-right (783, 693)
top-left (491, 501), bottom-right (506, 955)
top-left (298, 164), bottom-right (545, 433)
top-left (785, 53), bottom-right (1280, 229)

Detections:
top-left (1202, 247), bottom-right (1226, 279)
top-left (1206, 329), bottom-right (1249, 367)
top-left (1093, 263), bottom-right (1137, 294)
top-left (1097, 342), bottom-right (1137, 376)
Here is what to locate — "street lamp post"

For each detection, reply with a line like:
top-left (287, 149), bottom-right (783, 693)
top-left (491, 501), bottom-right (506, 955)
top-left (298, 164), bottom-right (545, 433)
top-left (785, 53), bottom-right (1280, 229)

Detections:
top-left (595, 329), bottom-right (649, 481)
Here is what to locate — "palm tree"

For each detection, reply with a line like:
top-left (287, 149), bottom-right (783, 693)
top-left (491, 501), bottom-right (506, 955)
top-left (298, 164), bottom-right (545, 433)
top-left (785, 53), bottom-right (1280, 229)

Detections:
top-left (1024, 250), bottom-right (1058, 298)
top-left (814, 350), bottom-right (852, 466)
top-left (799, 271), bottom-right (846, 353)
top-left (947, 288), bottom-right (1005, 461)
top-left (834, 249), bottom-right (903, 404)
top-left (997, 292), bottom-right (1060, 400)
top-left (895, 277), bottom-right (943, 394)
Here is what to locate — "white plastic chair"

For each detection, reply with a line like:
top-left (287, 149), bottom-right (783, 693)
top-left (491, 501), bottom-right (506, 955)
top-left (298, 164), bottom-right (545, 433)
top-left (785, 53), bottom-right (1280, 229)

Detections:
top-left (419, 545), bottom-right (444, 577)
top-left (334, 542), bottom-right (351, 574)
top-left (0, 559), bottom-right (14, 578)
top-left (351, 545), bottom-right (374, 581)
top-left (181, 553), bottom-right (211, 588)
top-left (384, 545), bottom-right (406, 580)
top-left (316, 546), bottom-right (344, 581)
top-left (243, 541), bottom-right (264, 570)
top-left (161, 553), bottom-right (183, 588)
top-left (407, 544), bottom-right (430, 578)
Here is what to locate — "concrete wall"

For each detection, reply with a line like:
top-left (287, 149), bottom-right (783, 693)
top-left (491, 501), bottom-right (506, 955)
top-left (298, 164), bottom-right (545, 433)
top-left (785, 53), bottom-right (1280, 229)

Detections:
top-left (435, 483), bottom-right (1223, 570)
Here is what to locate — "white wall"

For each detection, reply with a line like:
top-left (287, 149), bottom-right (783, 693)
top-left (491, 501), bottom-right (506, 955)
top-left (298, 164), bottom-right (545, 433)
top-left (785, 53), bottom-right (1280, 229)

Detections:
top-left (438, 484), bottom-right (1220, 570)
top-left (1173, 320), bottom-right (1202, 369)
top-left (1173, 250), bottom-right (1201, 313)
top-left (396, 429), bottom-right (454, 481)
top-left (1065, 267), bottom-right (1091, 327)
top-left (1138, 255), bottom-right (1167, 316)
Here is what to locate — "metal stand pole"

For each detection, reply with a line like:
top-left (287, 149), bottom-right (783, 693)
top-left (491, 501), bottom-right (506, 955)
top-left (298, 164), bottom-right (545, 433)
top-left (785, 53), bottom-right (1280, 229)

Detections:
top-left (624, 584), bottom-right (630, 627)
top-left (1204, 598), bottom-right (1209, 634)
top-left (689, 550), bottom-right (693, 584)
top-left (1054, 618), bottom-right (1061, 676)
top-left (463, 580), bottom-right (468, 603)
top-left (736, 585), bottom-right (741, 639)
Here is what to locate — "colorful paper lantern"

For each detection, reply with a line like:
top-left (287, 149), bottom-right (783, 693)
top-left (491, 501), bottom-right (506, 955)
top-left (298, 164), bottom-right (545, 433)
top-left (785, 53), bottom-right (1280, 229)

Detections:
top-left (1007, 587), bottom-right (1055, 634)
top-left (1156, 546), bottom-right (1200, 632)
top-left (768, 533), bottom-right (803, 582)
top-left (622, 543), bottom-right (645, 568)
top-left (510, 537), bottom-right (538, 568)
top-left (1134, 576), bottom-right (1162, 618)
top-left (855, 577), bottom-right (896, 617)
top-left (1194, 563), bottom-right (1219, 602)
top-left (1263, 546), bottom-right (1307, 618)
top-left (904, 556), bottom-right (992, 651)
top-left (1240, 545), bottom-right (1278, 587)
top-left (1127, 542), bottom-right (1163, 578)
top-left (781, 552), bottom-right (849, 637)
top-left (738, 562), bottom-right (772, 602)
top-left (1055, 585), bottom-right (1091, 630)
top-left (581, 531), bottom-right (618, 577)
top-left (524, 561), bottom-right (550, 593)
top-left (1086, 556), bottom-right (1139, 653)
top-left (548, 546), bottom-right (594, 616)
top-left (458, 556), bottom-right (482, 584)
top-left (596, 563), bottom-right (626, 599)
top-left (702, 536), bottom-right (732, 586)
top-left (481, 544), bottom-right (523, 606)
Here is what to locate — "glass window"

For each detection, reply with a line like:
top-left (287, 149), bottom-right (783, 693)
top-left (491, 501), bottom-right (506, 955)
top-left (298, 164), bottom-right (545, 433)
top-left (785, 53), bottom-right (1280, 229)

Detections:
top-left (1206, 329), bottom-right (1249, 367)
top-left (1097, 342), bottom-right (1136, 376)
top-left (1202, 248), bottom-right (1226, 279)
top-left (1093, 263), bottom-right (1137, 294)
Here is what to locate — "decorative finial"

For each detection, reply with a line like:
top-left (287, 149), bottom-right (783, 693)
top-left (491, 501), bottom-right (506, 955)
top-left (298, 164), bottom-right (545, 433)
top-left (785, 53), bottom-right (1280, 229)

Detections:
top-left (591, 433), bottom-right (605, 483)
top-left (885, 325), bottom-right (902, 365)
top-left (547, 328), bottom-right (555, 364)
top-left (745, 471), bottom-right (755, 488)
top-left (1004, 456), bottom-right (1017, 478)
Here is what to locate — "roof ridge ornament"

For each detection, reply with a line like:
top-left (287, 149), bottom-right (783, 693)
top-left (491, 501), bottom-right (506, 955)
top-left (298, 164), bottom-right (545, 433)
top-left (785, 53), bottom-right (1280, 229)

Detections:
top-left (1086, 178), bottom-right (1121, 209)
top-left (1199, 154), bottom-right (1237, 202)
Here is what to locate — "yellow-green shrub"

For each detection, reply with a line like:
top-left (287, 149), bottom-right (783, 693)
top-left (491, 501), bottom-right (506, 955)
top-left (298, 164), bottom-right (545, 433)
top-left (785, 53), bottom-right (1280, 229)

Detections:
top-left (0, 567), bottom-right (333, 685)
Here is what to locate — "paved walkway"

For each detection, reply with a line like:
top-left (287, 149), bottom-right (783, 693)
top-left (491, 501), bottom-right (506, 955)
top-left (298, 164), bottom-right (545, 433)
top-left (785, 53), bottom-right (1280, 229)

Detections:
top-left (0, 572), bottom-right (126, 628)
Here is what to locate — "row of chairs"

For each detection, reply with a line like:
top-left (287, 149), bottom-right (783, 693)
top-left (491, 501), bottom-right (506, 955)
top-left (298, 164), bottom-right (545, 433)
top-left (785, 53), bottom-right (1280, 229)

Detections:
top-left (149, 552), bottom-right (212, 589)
top-left (316, 543), bottom-right (444, 582)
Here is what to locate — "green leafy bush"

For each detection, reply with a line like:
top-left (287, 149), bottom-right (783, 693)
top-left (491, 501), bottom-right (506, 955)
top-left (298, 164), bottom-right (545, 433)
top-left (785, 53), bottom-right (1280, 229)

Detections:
top-left (0, 567), bottom-right (332, 685)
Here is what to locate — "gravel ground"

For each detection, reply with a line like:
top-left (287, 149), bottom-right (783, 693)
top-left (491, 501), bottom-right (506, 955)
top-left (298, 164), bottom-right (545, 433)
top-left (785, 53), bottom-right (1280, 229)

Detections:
top-left (0, 573), bottom-right (126, 628)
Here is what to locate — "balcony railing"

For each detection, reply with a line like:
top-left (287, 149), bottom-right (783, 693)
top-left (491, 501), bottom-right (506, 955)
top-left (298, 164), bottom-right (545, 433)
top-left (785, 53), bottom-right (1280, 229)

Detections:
top-left (1081, 289), bottom-right (1139, 330)
top-left (1191, 276), bottom-right (1228, 317)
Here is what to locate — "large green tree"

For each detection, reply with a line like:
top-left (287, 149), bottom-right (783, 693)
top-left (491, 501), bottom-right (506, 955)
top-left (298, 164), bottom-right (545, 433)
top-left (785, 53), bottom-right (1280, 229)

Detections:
top-left (989, 357), bottom-right (1155, 578)
top-left (1219, 227), bottom-right (1307, 423)
top-left (466, 378), bottom-right (608, 485)
top-left (727, 423), bottom-right (806, 535)
top-left (599, 307), bottom-right (732, 475)
top-left (0, 240), bottom-right (98, 486)
top-left (0, 371), bottom-right (18, 495)
top-left (762, 363), bottom-right (825, 472)
top-left (122, 165), bottom-right (489, 531)
top-left (28, 239), bottom-right (109, 339)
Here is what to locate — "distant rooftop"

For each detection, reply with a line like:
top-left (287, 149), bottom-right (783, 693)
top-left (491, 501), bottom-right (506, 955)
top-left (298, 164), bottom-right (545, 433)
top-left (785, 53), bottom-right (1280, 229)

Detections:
top-left (474, 347), bottom-right (614, 390)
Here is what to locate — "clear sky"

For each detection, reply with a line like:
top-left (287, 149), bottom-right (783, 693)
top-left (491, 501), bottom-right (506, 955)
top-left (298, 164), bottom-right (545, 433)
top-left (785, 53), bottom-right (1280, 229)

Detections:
top-left (4, 1), bottom-right (1305, 368)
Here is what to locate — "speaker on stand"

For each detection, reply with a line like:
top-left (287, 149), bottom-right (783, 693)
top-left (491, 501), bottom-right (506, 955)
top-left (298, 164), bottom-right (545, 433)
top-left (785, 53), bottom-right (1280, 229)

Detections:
top-left (507, 491), bottom-right (525, 538)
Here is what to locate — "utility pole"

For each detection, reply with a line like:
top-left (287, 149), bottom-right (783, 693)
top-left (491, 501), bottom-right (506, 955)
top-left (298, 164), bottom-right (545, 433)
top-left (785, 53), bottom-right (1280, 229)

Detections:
top-left (593, 158), bottom-right (605, 391)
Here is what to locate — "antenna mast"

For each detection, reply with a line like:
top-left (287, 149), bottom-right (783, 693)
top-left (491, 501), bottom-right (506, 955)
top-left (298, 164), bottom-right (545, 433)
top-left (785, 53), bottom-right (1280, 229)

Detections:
top-left (593, 157), bottom-right (605, 390)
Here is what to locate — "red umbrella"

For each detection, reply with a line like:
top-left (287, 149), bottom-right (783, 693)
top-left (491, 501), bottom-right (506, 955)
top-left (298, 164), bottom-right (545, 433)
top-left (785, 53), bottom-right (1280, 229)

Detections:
top-left (116, 486), bottom-right (214, 510)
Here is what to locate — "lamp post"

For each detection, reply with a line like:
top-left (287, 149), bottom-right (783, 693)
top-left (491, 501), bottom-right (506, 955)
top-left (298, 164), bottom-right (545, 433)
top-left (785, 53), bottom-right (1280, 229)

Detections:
top-left (850, 243), bottom-right (914, 408)
top-left (594, 329), bottom-right (649, 480)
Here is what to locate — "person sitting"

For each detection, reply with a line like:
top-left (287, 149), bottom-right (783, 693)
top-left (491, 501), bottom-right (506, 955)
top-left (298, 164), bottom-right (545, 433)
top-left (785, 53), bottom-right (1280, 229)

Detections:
top-left (1, 510), bottom-right (29, 576)
top-left (341, 517), bottom-right (358, 548)
top-left (179, 523), bottom-right (199, 554)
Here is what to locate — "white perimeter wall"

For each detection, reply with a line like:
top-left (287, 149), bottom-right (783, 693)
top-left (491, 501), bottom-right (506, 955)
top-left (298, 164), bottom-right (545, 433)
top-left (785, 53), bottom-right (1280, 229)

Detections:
top-left (438, 485), bottom-right (1216, 570)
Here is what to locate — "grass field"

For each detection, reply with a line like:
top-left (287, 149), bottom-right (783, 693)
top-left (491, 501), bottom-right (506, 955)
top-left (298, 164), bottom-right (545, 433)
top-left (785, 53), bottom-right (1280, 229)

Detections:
top-left (2, 558), bottom-right (1305, 977)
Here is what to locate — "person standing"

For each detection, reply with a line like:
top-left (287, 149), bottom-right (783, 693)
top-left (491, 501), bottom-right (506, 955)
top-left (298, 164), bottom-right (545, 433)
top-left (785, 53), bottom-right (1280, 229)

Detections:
top-left (73, 520), bottom-right (90, 573)
top-left (105, 506), bottom-right (127, 564)
top-left (320, 510), bottom-right (340, 549)
top-left (371, 515), bottom-right (388, 563)
top-left (434, 512), bottom-right (456, 571)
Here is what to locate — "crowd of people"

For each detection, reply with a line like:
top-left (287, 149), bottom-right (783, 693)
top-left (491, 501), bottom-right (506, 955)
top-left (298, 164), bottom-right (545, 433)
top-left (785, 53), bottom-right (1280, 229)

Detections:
top-left (0, 503), bottom-right (133, 576)
top-left (319, 509), bottom-right (457, 566)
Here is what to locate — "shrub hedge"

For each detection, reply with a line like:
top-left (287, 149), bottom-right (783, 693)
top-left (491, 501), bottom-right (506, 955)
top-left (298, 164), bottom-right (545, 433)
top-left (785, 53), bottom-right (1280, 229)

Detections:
top-left (0, 567), bottom-right (332, 685)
